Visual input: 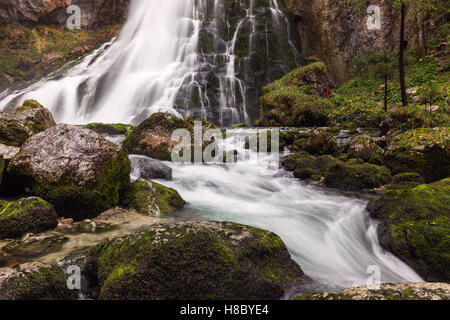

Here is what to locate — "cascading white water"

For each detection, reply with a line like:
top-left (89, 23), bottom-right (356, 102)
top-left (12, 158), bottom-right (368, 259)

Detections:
top-left (0, 0), bottom-right (301, 126)
top-left (150, 129), bottom-right (423, 291)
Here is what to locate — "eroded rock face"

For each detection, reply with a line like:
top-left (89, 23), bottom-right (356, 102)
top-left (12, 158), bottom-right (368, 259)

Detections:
top-left (296, 282), bottom-right (450, 300)
top-left (0, 197), bottom-right (58, 240)
top-left (0, 0), bottom-right (130, 28)
top-left (367, 178), bottom-right (450, 282)
top-left (0, 262), bottom-right (75, 300)
top-left (0, 100), bottom-right (56, 147)
top-left (6, 124), bottom-right (131, 220)
top-left (86, 221), bottom-right (304, 300)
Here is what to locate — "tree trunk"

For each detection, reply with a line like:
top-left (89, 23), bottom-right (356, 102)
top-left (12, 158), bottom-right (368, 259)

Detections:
top-left (399, 2), bottom-right (408, 106)
top-left (384, 74), bottom-right (388, 112)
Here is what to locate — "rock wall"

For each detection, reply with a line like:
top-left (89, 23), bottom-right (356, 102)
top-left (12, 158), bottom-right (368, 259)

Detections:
top-left (282, 0), bottom-right (424, 85)
top-left (0, 0), bottom-right (129, 28)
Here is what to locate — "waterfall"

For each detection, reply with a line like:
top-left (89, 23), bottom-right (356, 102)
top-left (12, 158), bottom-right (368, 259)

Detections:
top-left (0, 0), bottom-right (301, 126)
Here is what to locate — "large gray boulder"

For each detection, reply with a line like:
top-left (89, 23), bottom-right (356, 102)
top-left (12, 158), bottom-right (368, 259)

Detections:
top-left (6, 124), bottom-right (131, 220)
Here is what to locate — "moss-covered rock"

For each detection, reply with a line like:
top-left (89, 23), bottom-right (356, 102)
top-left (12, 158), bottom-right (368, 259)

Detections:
top-left (258, 62), bottom-right (336, 127)
top-left (347, 134), bottom-right (384, 164)
top-left (389, 172), bottom-right (425, 189)
top-left (123, 113), bottom-right (215, 161)
top-left (122, 178), bottom-right (185, 216)
top-left (0, 197), bottom-right (58, 239)
top-left (6, 124), bottom-right (131, 220)
top-left (0, 262), bottom-right (76, 300)
top-left (324, 161), bottom-right (392, 190)
top-left (0, 99), bottom-right (56, 147)
top-left (380, 105), bottom-right (450, 135)
top-left (383, 127), bottom-right (450, 182)
top-left (296, 128), bottom-right (337, 155)
top-left (83, 123), bottom-right (134, 136)
top-left (283, 152), bottom-right (340, 181)
top-left (295, 282), bottom-right (449, 300)
top-left (367, 178), bottom-right (450, 281)
top-left (87, 221), bottom-right (304, 300)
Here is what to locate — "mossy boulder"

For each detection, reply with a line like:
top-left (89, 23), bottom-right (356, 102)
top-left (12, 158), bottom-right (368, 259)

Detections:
top-left (6, 124), bottom-right (131, 220)
top-left (0, 197), bottom-right (58, 239)
top-left (0, 262), bottom-right (76, 300)
top-left (298, 128), bottom-right (337, 155)
top-left (367, 178), bottom-right (450, 281)
top-left (258, 62), bottom-right (335, 127)
top-left (83, 123), bottom-right (134, 136)
top-left (389, 172), bottom-right (425, 189)
top-left (123, 113), bottom-right (215, 161)
top-left (324, 161), bottom-right (392, 190)
top-left (282, 152), bottom-right (340, 181)
top-left (295, 282), bottom-right (449, 300)
top-left (380, 105), bottom-right (450, 135)
top-left (87, 221), bottom-right (304, 300)
top-left (122, 178), bottom-right (185, 216)
top-left (0, 99), bottom-right (56, 147)
top-left (347, 134), bottom-right (384, 164)
top-left (383, 128), bottom-right (450, 182)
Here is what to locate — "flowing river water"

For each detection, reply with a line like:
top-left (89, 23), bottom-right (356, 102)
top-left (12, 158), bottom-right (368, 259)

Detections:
top-left (0, 0), bottom-right (423, 293)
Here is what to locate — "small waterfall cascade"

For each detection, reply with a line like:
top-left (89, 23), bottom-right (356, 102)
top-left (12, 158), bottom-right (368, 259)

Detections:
top-left (0, 0), bottom-right (301, 126)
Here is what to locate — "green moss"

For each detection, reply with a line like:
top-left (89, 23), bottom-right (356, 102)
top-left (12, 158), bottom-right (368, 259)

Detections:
top-left (324, 161), bottom-right (392, 190)
top-left (367, 178), bottom-right (450, 281)
top-left (0, 197), bottom-right (58, 239)
top-left (90, 221), bottom-right (303, 300)
top-left (83, 123), bottom-right (133, 136)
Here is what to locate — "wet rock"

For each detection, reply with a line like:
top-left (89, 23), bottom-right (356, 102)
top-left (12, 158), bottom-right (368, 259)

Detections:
top-left (296, 282), bottom-right (450, 300)
top-left (0, 0), bottom-right (70, 24)
top-left (87, 221), bottom-right (304, 300)
top-left (324, 160), bottom-right (392, 190)
top-left (2, 231), bottom-right (68, 258)
top-left (383, 127), bottom-right (450, 182)
top-left (0, 262), bottom-right (75, 300)
top-left (130, 156), bottom-right (172, 180)
top-left (122, 178), bottom-right (185, 216)
top-left (77, 219), bottom-right (96, 233)
top-left (0, 197), bottom-right (58, 240)
top-left (367, 178), bottom-right (450, 282)
top-left (0, 99), bottom-right (56, 147)
top-left (6, 124), bottom-right (131, 220)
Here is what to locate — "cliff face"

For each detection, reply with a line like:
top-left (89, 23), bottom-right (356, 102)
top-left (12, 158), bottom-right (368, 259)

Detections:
top-left (283, 0), bottom-right (420, 85)
top-left (0, 0), bottom-right (129, 28)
